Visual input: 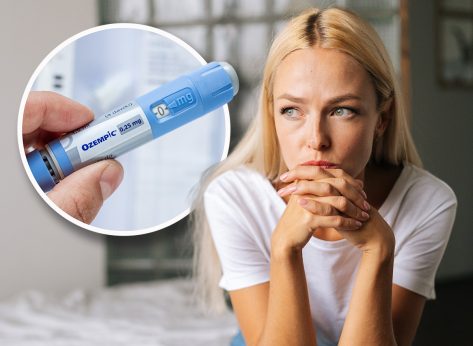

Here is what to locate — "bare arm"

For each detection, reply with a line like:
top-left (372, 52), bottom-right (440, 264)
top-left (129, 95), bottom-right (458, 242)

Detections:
top-left (230, 246), bottom-right (315, 346)
top-left (392, 285), bottom-right (426, 346)
top-left (229, 283), bottom-right (269, 345)
top-left (339, 251), bottom-right (426, 346)
top-left (261, 245), bottom-right (315, 345)
top-left (338, 209), bottom-right (426, 346)
top-left (229, 195), bottom-right (322, 346)
top-left (339, 244), bottom-right (396, 346)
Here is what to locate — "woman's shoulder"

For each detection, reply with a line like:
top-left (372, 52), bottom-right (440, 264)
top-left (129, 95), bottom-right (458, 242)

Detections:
top-left (403, 164), bottom-right (457, 206)
top-left (383, 164), bottom-right (457, 243)
top-left (205, 165), bottom-right (269, 197)
top-left (387, 164), bottom-right (458, 224)
top-left (203, 166), bottom-right (278, 225)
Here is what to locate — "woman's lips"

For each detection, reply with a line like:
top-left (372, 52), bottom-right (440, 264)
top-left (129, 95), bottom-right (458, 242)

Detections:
top-left (301, 160), bottom-right (338, 168)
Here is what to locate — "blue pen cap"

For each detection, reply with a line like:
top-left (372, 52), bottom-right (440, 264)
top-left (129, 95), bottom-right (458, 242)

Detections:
top-left (220, 62), bottom-right (239, 97)
top-left (26, 150), bottom-right (56, 192)
top-left (188, 61), bottom-right (238, 114)
top-left (189, 62), bottom-right (239, 113)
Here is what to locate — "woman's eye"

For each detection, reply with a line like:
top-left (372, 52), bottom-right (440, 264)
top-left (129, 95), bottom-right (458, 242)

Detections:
top-left (280, 107), bottom-right (300, 119)
top-left (332, 107), bottom-right (355, 117)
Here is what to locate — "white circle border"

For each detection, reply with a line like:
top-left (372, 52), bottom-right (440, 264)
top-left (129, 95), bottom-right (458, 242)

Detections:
top-left (17, 23), bottom-right (231, 236)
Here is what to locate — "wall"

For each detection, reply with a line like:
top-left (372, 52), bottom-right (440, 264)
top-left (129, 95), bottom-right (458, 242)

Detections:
top-left (0, 0), bottom-right (104, 299)
top-left (409, 0), bottom-right (473, 280)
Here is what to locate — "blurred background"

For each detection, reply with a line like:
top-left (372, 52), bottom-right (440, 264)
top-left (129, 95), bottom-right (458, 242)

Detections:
top-left (1, 0), bottom-right (472, 345)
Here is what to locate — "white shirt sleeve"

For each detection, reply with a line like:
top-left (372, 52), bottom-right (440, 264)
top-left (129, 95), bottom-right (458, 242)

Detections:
top-left (393, 178), bottom-right (457, 300)
top-left (204, 172), bottom-right (271, 291)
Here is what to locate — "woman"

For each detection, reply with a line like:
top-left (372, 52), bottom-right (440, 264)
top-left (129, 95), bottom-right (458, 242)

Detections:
top-left (193, 7), bottom-right (457, 346)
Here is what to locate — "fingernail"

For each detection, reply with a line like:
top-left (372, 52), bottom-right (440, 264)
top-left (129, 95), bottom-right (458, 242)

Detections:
top-left (363, 201), bottom-right (371, 211)
top-left (355, 221), bottom-right (363, 228)
top-left (361, 211), bottom-right (370, 219)
top-left (100, 162), bottom-right (123, 200)
top-left (280, 172), bottom-right (289, 181)
top-left (278, 184), bottom-right (297, 196)
top-left (362, 190), bottom-right (367, 199)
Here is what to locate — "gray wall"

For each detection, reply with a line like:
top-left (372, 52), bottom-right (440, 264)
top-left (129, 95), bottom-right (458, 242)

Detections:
top-left (409, 0), bottom-right (473, 280)
top-left (0, 0), bottom-right (104, 299)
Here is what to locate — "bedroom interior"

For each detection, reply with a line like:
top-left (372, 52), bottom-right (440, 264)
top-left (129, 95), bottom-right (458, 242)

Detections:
top-left (1, 0), bottom-right (471, 345)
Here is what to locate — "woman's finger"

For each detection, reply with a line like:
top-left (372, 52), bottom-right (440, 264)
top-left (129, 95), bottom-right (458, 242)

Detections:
top-left (324, 167), bottom-right (365, 191)
top-left (300, 196), bottom-right (369, 222)
top-left (315, 177), bottom-right (369, 212)
top-left (280, 165), bottom-right (333, 183)
top-left (308, 214), bottom-right (362, 231)
top-left (298, 198), bottom-right (337, 216)
top-left (277, 180), bottom-right (340, 198)
top-left (281, 177), bottom-right (369, 212)
top-left (280, 165), bottom-right (364, 194)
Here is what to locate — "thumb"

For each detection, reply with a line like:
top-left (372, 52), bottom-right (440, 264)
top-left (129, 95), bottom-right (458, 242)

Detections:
top-left (47, 160), bottom-right (124, 224)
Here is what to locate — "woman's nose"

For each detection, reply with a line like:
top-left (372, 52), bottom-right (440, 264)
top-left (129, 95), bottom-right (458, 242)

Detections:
top-left (306, 118), bottom-right (330, 151)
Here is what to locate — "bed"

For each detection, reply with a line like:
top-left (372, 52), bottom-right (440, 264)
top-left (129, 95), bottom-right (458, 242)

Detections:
top-left (0, 278), bottom-right (237, 345)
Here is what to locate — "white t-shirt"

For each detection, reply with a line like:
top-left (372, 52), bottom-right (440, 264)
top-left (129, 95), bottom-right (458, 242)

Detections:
top-left (204, 164), bottom-right (457, 345)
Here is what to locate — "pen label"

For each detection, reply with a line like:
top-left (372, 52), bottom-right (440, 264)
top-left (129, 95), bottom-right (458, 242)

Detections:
top-left (117, 115), bottom-right (144, 135)
top-left (61, 103), bottom-right (152, 168)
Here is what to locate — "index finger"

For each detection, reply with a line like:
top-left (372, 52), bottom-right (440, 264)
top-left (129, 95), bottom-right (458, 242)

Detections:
top-left (281, 166), bottom-right (364, 192)
top-left (324, 168), bottom-right (364, 190)
top-left (23, 91), bottom-right (94, 135)
top-left (280, 165), bottom-right (334, 182)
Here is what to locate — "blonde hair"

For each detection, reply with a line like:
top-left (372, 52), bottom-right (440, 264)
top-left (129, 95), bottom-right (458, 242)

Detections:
top-left (191, 7), bottom-right (422, 313)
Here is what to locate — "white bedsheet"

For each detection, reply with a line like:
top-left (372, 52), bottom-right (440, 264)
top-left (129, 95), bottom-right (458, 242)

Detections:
top-left (0, 278), bottom-right (237, 346)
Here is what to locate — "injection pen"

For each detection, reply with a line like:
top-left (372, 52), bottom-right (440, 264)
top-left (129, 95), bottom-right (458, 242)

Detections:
top-left (26, 61), bottom-right (239, 192)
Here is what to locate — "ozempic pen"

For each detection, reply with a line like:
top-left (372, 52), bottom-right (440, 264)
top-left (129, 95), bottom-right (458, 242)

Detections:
top-left (26, 61), bottom-right (239, 192)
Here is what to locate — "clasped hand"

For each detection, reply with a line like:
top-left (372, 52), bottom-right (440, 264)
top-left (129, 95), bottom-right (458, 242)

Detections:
top-left (273, 165), bottom-right (394, 254)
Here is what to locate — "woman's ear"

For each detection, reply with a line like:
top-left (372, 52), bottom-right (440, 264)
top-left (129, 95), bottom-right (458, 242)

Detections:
top-left (375, 97), bottom-right (393, 137)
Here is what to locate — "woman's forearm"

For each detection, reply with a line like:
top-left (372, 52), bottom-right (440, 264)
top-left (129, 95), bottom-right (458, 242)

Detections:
top-left (339, 246), bottom-right (396, 346)
top-left (257, 243), bottom-right (316, 346)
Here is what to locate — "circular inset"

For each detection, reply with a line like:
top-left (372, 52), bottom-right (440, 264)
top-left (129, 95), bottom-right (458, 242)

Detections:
top-left (18, 24), bottom-right (232, 236)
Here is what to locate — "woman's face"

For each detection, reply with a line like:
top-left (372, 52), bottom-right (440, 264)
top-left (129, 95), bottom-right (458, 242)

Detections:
top-left (273, 47), bottom-right (385, 178)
